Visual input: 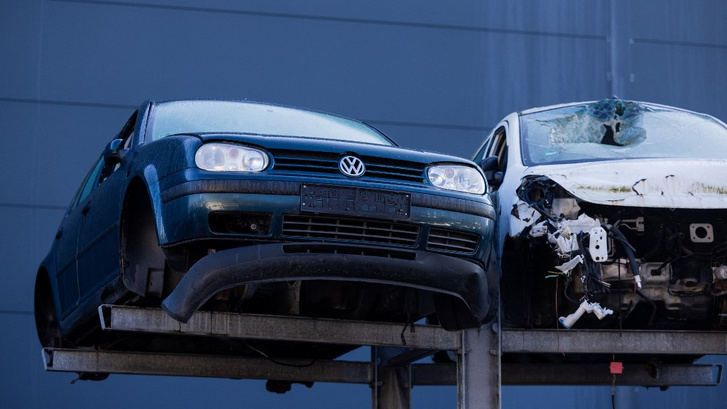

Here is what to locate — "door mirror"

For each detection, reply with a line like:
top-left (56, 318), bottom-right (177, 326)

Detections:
top-left (103, 139), bottom-right (127, 166)
top-left (478, 156), bottom-right (503, 188)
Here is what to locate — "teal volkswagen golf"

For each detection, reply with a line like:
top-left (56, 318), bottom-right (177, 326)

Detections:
top-left (35, 100), bottom-right (496, 352)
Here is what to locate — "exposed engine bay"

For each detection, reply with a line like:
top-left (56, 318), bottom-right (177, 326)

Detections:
top-left (501, 176), bottom-right (727, 330)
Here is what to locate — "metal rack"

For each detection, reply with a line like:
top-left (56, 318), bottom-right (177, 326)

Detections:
top-left (42, 305), bottom-right (726, 409)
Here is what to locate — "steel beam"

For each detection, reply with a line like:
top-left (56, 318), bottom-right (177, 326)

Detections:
top-left (43, 348), bottom-right (371, 384)
top-left (47, 303), bottom-right (723, 408)
top-left (502, 329), bottom-right (727, 355)
top-left (99, 305), bottom-right (460, 351)
top-left (100, 305), bottom-right (727, 356)
top-left (410, 363), bottom-right (722, 387)
top-left (42, 348), bottom-right (723, 388)
top-left (502, 363), bottom-right (723, 387)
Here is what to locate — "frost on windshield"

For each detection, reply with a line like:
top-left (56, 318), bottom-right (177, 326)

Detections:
top-left (149, 100), bottom-right (392, 145)
top-left (547, 97), bottom-right (648, 147)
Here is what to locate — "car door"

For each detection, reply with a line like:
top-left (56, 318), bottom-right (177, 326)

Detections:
top-left (475, 125), bottom-right (509, 195)
top-left (54, 158), bottom-right (105, 318)
top-left (474, 122), bottom-right (513, 252)
top-left (76, 117), bottom-right (135, 300)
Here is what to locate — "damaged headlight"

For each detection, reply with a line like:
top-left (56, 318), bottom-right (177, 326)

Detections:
top-left (427, 165), bottom-right (486, 194)
top-left (195, 143), bottom-right (269, 172)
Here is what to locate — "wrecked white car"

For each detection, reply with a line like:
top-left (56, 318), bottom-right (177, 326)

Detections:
top-left (475, 98), bottom-right (727, 330)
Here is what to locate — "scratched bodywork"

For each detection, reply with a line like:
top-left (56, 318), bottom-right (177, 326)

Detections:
top-left (522, 160), bottom-right (727, 209)
top-left (474, 98), bottom-right (727, 332)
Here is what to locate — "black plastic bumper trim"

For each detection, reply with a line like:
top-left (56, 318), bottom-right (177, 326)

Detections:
top-left (161, 242), bottom-right (489, 325)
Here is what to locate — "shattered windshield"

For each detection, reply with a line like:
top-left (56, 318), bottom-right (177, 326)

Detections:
top-left (520, 98), bottom-right (727, 166)
top-left (148, 100), bottom-right (393, 145)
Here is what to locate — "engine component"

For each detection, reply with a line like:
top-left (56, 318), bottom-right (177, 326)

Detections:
top-left (690, 223), bottom-right (714, 243)
top-left (589, 227), bottom-right (608, 262)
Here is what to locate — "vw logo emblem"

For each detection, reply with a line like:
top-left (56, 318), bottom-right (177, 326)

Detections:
top-left (339, 155), bottom-right (365, 177)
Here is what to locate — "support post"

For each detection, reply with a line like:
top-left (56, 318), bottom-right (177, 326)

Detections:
top-left (457, 322), bottom-right (501, 409)
top-left (372, 347), bottom-right (412, 409)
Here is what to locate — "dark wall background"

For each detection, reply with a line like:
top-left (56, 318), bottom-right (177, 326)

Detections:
top-left (2, 1), bottom-right (726, 407)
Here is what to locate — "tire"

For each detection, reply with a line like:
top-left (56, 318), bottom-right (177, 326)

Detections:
top-left (34, 273), bottom-right (65, 348)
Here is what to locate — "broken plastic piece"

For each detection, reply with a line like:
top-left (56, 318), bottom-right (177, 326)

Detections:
top-left (511, 200), bottom-right (543, 236)
top-left (559, 301), bottom-right (589, 328)
top-left (566, 214), bottom-right (602, 234)
top-left (555, 255), bottom-right (584, 273)
top-left (549, 226), bottom-right (579, 256)
top-left (558, 300), bottom-right (614, 329)
top-left (713, 265), bottom-right (727, 280)
top-left (546, 214), bottom-right (604, 257)
top-left (590, 302), bottom-right (614, 320)
top-left (529, 221), bottom-right (548, 238)
top-left (550, 198), bottom-right (581, 219)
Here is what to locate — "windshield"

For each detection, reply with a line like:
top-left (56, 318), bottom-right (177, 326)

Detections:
top-left (520, 99), bottom-right (727, 166)
top-left (148, 100), bottom-right (393, 145)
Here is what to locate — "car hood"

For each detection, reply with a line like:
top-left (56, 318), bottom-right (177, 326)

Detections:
top-left (524, 159), bottom-right (727, 209)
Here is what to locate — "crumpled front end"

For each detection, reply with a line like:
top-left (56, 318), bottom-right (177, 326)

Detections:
top-left (502, 175), bottom-right (727, 330)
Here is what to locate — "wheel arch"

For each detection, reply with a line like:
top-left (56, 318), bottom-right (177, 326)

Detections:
top-left (119, 177), bottom-right (167, 297)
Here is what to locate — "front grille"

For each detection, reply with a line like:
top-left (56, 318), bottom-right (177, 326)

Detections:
top-left (282, 214), bottom-right (420, 247)
top-left (270, 149), bottom-right (426, 183)
top-left (282, 244), bottom-right (417, 260)
top-left (271, 150), bottom-right (340, 175)
top-left (427, 228), bottom-right (479, 254)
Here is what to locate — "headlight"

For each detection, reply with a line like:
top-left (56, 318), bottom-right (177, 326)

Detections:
top-left (427, 165), bottom-right (486, 194)
top-left (195, 143), bottom-right (269, 172)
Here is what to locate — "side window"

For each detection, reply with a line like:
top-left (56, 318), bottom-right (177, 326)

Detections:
top-left (473, 134), bottom-right (493, 164)
top-left (477, 126), bottom-right (508, 191)
top-left (488, 127), bottom-right (508, 174)
top-left (71, 158), bottom-right (104, 211)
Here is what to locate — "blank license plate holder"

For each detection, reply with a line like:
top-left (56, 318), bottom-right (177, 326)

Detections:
top-left (300, 184), bottom-right (411, 220)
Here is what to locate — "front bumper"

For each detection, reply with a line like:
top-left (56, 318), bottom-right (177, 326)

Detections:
top-left (158, 179), bottom-right (495, 261)
top-left (161, 179), bottom-right (494, 219)
top-left (161, 242), bottom-right (489, 325)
